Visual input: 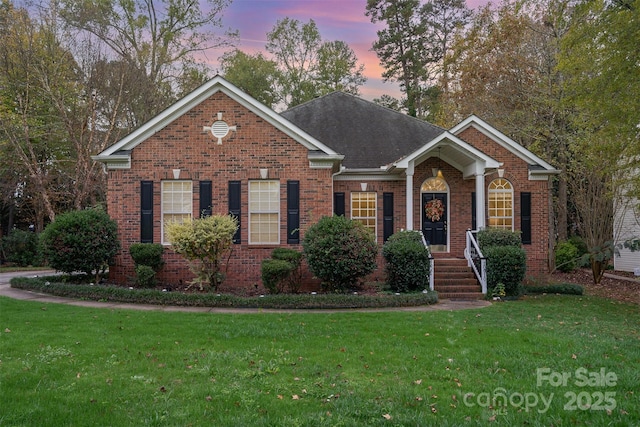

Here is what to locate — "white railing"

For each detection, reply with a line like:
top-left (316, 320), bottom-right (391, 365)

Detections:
top-left (464, 229), bottom-right (487, 294)
top-left (414, 230), bottom-right (435, 291)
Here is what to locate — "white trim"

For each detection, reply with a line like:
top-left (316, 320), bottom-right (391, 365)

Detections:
top-left (93, 75), bottom-right (342, 168)
top-left (394, 131), bottom-right (501, 174)
top-left (161, 180), bottom-right (193, 245)
top-left (248, 180), bottom-right (280, 245)
top-left (450, 115), bottom-right (559, 174)
top-left (350, 191), bottom-right (377, 238)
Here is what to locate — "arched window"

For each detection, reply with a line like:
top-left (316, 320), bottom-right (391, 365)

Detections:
top-left (488, 178), bottom-right (513, 230)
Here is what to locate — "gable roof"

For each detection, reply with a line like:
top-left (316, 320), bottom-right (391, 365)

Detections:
top-left (450, 115), bottom-right (560, 175)
top-left (92, 75), bottom-right (343, 169)
top-left (281, 92), bottom-right (446, 169)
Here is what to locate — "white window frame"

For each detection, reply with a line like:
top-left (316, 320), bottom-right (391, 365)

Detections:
top-left (248, 180), bottom-right (280, 245)
top-left (488, 178), bottom-right (514, 230)
top-left (351, 191), bottom-right (377, 237)
top-left (161, 180), bottom-right (193, 245)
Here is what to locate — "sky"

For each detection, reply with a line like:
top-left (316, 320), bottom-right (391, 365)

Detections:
top-left (206, 0), bottom-right (490, 101)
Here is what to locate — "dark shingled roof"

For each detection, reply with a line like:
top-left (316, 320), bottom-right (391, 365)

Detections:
top-left (281, 92), bottom-right (446, 169)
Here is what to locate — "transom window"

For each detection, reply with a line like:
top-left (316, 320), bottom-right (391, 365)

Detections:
top-left (488, 178), bottom-right (513, 230)
top-left (249, 180), bottom-right (280, 244)
top-left (351, 192), bottom-right (377, 236)
top-left (161, 180), bottom-right (193, 244)
top-left (421, 176), bottom-right (448, 192)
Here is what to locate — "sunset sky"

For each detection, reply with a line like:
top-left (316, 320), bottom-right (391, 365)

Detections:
top-left (207, 0), bottom-right (490, 101)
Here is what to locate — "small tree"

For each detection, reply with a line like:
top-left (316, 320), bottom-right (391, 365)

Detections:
top-left (302, 215), bottom-right (378, 292)
top-left (2, 229), bottom-right (40, 267)
top-left (40, 208), bottom-right (120, 283)
top-left (165, 215), bottom-right (238, 291)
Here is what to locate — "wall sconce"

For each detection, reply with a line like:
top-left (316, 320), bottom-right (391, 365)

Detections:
top-left (260, 168), bottom-right (269, 179)
top-left (173, 169), bottom-right (181, 179)
top-left (361, 182), bottom-right (368, 191)
top-left (498, 168), bottom-right (505, 178)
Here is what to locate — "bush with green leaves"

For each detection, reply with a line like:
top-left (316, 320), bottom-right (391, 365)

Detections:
top-left (40, 208), bottom-right (120, 283)
top-left (261, 259), bottom-right (295, 294)
top-left (478, 228), bottom-right (522, 248)
top-left (129, 243), bottom-right (164, 288)
top-left (302, 215), bottom-right (377, 293)
top-left (382, 230), bottom-right (430, 293)
top-left (555, 241), bottom-right (579, 273)
top-left (129, 243), bottom-right (164, 271)
top-left (165, 214), bottom-right (238, 291)
top-left (2, 229), bottom-right (40, 267)
top-left (484, 245), bottom-right (527, 296)
top-left (271, 247), bottom-right (303, 293)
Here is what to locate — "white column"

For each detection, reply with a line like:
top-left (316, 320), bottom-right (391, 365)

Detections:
top-left (475, 171), bottom-right (486, 229)
top-left (406, 163), bottom-right (414, 230)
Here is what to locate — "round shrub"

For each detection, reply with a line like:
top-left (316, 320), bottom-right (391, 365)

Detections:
top-left (555, 241), bottom-right (579, 272)
top-left (484, 245), bottom-right (527, 296)
top-left (2, 229), bottom-right (40, 266)
top-left (271, 247), bottom-right (303, 293)
top-left (382, 231), bottom-right (430, 293)
top-left (129, 243), bottom-right (164, 271)
top-left (302, 215), bottom-right (377, 292)
top-left (261, 259), bottom-right (295, 294)
top-left (40, 208), bottom-right (120, 283)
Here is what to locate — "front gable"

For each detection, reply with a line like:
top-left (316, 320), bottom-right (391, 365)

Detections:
top-left (93, 75), bottom-right (343, 170)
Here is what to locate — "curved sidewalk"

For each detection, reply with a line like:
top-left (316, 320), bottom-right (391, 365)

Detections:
top-left (0, 270), bottom-right (491, 313)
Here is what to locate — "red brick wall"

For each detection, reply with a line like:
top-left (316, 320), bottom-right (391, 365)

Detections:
top-left (105, 96), bottom-right (551, 292)
top-left (106, 92), bottom-right (333, 292)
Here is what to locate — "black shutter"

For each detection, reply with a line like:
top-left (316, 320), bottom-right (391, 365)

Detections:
top-left (471, 192), bottom-right (477, 231)
top-left (334, 192), bottom-right (345, 216)
top-left (521, 192), bottom-right (532, 244)
top-left (140, 181), bottom-right (154, 243)
top-left (199, 180), bottom-right (212, 217)
top-left (229, 181), bottom-right (241, 244)
top-left (287, 180), bottom-right (300, 244)
top-left (383, 192), bottom-right (394, 241)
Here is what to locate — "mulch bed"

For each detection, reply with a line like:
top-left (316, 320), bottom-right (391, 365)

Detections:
top-left (549, 268), bottom-right (640, 306)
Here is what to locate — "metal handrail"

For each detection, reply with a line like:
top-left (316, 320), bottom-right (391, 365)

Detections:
top-left (464, 229), bottom-right (487, 294)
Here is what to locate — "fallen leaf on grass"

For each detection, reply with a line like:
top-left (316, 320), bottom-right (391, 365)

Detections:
top-left (205, 396), bottom-right (212, 401)
top-left (292, 395), bottom-right (300, 400)
top-left (382, 414), bottom-right (392, 420)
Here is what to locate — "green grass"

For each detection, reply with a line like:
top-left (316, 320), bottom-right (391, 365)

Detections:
top-left (1, 295), bottom-right (638, 426)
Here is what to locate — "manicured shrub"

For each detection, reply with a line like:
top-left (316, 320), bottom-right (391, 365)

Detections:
top-left (2, 229), bottom-right (40, 266)
top-left (129, 243), bottom-right (164, 288)
top-left (382, 230), bottom-right (430, 293)
top-left (129, 243), bottom-right (164, 271)
top-left (555, 241), bottom-right (579, 272)
top-left (302, 215), bottom-right (377, 293)
top-left (524, 283), bottom-right (584, 295)
top-left (40, 208), bottom-right (120, 284)
top-left (165, 214), bottom-right (238, 291)
top-left (134, 265), bottom-right (157, 288)
top-left (261, 259), bottom-right (294, 294)
top-left (484, 245), bottom-right (527, 296)
top-left (478, 228), bottom-right (522, 248)
top-left (271, 247), bottom-right (303, 293)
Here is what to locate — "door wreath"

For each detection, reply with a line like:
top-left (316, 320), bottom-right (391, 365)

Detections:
top-left (425, 199), bottom-right (445, 222)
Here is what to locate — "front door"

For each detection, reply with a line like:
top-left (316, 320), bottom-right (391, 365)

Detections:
top-left (422, 193), bottom-right (447, 250)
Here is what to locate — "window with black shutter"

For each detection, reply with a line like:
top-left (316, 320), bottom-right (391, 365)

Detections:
top-left (334, 192), bottom-right (345, 216)
top-left (521, 192), bottom-right (532, 244)
top-left (140, 181), bottom-right (154, 243)
top-left (199, 181), bottom-right (212, 217)
top-left (383, 192), bottom-right (394, 241)
top-left (229, 181), bottom-right (241, 244)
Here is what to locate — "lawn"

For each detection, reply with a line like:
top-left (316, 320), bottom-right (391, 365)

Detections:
top-left (1, 294), bottom-right (638, 426)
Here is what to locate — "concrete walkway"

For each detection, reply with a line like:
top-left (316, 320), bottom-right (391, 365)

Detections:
top-left (0, 270), bottom-right (492, 314)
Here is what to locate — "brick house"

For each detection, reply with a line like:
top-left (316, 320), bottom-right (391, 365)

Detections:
top-left (93, 76), bottom-right (558, 294)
